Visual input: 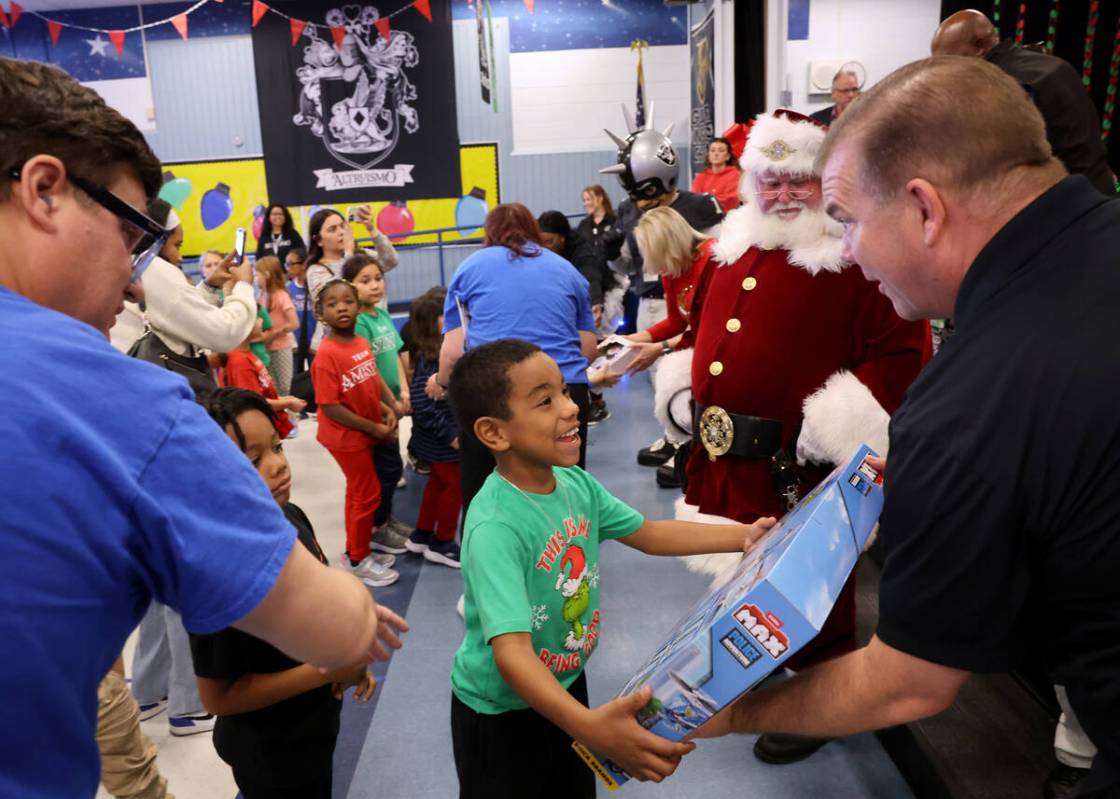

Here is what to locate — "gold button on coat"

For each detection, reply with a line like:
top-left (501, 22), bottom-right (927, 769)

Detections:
top-left (726, 318), bottom-right (741, 333)
top-left (742, 277), bottom-right (757, 291)
top-left (709, 361), bottom-right (724, 376)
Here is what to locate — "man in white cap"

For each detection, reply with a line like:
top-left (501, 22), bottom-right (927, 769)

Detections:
top-left (679, 109), bottom-right (930, 764)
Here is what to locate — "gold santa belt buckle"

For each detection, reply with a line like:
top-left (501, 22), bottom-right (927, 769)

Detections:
top-left (695, 405), bottom-right (784, 462)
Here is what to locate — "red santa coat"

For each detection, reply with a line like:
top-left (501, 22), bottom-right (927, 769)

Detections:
top-left (685, 246), bottom-right (930, 520)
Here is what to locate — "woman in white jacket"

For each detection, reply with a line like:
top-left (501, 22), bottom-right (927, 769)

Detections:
top-left (110, 200), bottom-right (256, 358)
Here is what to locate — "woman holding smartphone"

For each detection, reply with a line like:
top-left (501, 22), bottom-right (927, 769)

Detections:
top-left (305, 205), bottom-right (399, 354)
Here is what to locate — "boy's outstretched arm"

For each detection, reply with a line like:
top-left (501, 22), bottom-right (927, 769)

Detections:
top-left (491, 633), bottom-right (695, 782)
top-left (620, 517), bottom-right (777, 558)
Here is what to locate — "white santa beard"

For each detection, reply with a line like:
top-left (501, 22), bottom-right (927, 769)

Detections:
top-left (731, 191), bottom-right (847, 274)
top-left (741, 197), bottom-right (839, 251)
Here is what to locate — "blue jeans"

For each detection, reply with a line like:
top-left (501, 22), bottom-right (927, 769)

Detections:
top-left (130, 602), bottom-right (205, 718)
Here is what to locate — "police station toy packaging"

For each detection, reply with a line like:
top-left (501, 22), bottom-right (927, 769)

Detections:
top-left (573, 445), bottom-right (884, 790)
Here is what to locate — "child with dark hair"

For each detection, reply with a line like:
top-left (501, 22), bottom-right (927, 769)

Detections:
top-left (402, 287), bottom-right (461, 568)
top-left (446, 339), bottom-right (777, 796)
top-left (341, 252), bottom-right (411, 552)
top-left (220, 322), bottom-right (305, 439)
top-left (191, 387), bottom-right (386, 799)
top-left (311, 279), bottom-right (401, 587)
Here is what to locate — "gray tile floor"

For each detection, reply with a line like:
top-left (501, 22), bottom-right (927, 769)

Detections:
top-left (103, 371), bottom-right (914, 798)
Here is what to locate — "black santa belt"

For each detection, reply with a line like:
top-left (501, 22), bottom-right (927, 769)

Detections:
top-left (694, 404), bottom-right (784, 462)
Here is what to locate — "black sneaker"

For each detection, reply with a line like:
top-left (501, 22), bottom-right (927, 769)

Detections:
top-left (407, 451), bottom-right (431, 476)
top-left (1043, 764), bottom-right (1090, 799)
top-left (588, 399), bottom-right (610, 426)
top-left (637, 437), bottom-right (676, 467)
top-left (656, 460), bottom-right (682, 489)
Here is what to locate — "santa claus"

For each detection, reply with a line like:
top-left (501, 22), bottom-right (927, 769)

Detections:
top-left (678, 109), bottom-right (931, 764)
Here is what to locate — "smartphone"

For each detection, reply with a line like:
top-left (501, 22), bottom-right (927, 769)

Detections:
top-left (346, 206), bottom-right (360, 222)
top-left (233, 227), bottom-right (247, 261)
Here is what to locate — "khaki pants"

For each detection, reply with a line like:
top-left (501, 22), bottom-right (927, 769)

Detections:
top-left (97, 670), bottom-right (173, 799)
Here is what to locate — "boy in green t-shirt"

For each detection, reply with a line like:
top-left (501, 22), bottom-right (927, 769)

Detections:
top-left (446, 339), bottom-right (776, 796)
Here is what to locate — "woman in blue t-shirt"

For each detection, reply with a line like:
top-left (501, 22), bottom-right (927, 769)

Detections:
top-left (425, 203), bottom-right (598, 512)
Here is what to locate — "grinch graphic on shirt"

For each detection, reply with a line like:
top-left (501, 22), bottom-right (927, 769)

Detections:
top-left (532, 512), bottom-right (603, 673)
top-left (555, 545), bottom-right (591, 652)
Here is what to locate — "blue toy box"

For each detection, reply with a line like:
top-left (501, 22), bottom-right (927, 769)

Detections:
top-left (573, 446), bottom-right (884, 790)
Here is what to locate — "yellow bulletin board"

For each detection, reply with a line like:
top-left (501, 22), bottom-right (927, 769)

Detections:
top-left (162, 142), bottom-right (501, 258)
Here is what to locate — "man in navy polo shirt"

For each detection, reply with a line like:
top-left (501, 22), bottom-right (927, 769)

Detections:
top-left (695, 56), bottom-right (1119, 798)
top-left (0, 57), bottom-right (405, 798)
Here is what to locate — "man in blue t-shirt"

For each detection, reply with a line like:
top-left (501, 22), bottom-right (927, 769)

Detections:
top-left (0, 58), bottom-right (407, 798)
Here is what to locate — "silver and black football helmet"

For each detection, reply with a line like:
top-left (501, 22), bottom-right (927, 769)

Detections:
top-left (601, 104), bottom-right (679, 201)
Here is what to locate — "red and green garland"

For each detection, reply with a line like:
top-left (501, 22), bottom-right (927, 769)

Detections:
top-left (1102, 12), bottom-right (1120, 141)
top-left (1045, 0), bottom-right (1059, 53)
top-left (1083, 0), bottom-right (1100, 88)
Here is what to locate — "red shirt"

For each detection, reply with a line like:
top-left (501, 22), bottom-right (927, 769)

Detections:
top-left (691, 167), bottom-right (743, 211)
top-left (312, 335), bottom-right (385, 452)
top-left (222, 349), bottom-right (294, 438)
top-left (646, 239), bottom-right (717, 349)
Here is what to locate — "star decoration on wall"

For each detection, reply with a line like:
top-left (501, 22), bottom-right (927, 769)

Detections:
top-left (85, 35), bottom-right (110, 57)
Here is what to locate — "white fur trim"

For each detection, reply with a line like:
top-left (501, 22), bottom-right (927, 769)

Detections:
top-left (675, 497), bottom-right (745, 589)
top-left (712, 206), bottom-right (755, 266)
top-left (740, 113), bottom-right (825, 178)
top-left (653, 348), bottom-right (692, 438)
top-left (796, 370), bottom-right (890, 467)
top-left (712, 203), bottom-right (847, 276)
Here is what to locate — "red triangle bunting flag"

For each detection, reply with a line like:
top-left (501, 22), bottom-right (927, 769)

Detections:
top-left (170, 13), bottom-right (188, 40)
top-left (413, 0), bottom-right (432, 23)
top-left (109, 29), bottom-right (125, 56)
top-left (523, 0), bottom-right (534, 12)
top-left (374, 17), bottom-right (390, 41)
top-left (251, 0), bottom-right (268, 28)
top-left (330, 25), bottom-right (346, 50)
top-left (9, 1), bottom-right (22, 27)
top-left (289, 18), bottom-right (305, 45)
top-left (48, 18), bottom-right (63, 45)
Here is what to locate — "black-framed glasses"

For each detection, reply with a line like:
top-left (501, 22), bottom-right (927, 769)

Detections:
top-left (8, 167), bottom-right (170, 282)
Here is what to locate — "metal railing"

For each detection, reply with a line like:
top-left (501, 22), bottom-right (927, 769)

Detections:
top-left (183, 213), bottom-right (586, 310)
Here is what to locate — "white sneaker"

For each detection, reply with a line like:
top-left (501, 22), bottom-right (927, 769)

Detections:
top-left (349, 554), bottom-right (399, 587)
top-left (168, 713), bottom-right (215, 736)
top-left (340, 551), bottom-right (395, 569)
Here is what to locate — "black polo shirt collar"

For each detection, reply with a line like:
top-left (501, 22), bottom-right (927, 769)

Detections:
top-left (953, 175), bottom-right (1108, 331)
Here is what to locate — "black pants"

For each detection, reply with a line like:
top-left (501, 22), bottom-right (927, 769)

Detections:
top-left (451, 672), bottom-right (597, 799)
top-left (293, 344), bottom-right (313, 375)
top-left (372, 440), bottom-right (403, 527)
top-left (459, 382), bottom-right (590, 524)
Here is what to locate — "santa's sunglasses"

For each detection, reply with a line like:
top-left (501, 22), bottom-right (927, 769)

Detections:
top-left (8, 166), bottom-right (169, 282)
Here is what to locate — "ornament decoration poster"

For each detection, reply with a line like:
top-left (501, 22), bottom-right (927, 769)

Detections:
top-left (251, 0), bottom-right (461, 206)
top-left (160, 143), bottom-right (499, 258)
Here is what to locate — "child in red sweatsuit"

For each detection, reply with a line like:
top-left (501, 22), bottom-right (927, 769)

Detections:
top-left (310, 279), bottom-right (400, 588)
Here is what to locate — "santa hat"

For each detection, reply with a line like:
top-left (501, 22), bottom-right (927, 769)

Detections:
top-left (559, 546), bottom-right (585, 580)
top-left (740, 109), bottom-right (828, 178)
